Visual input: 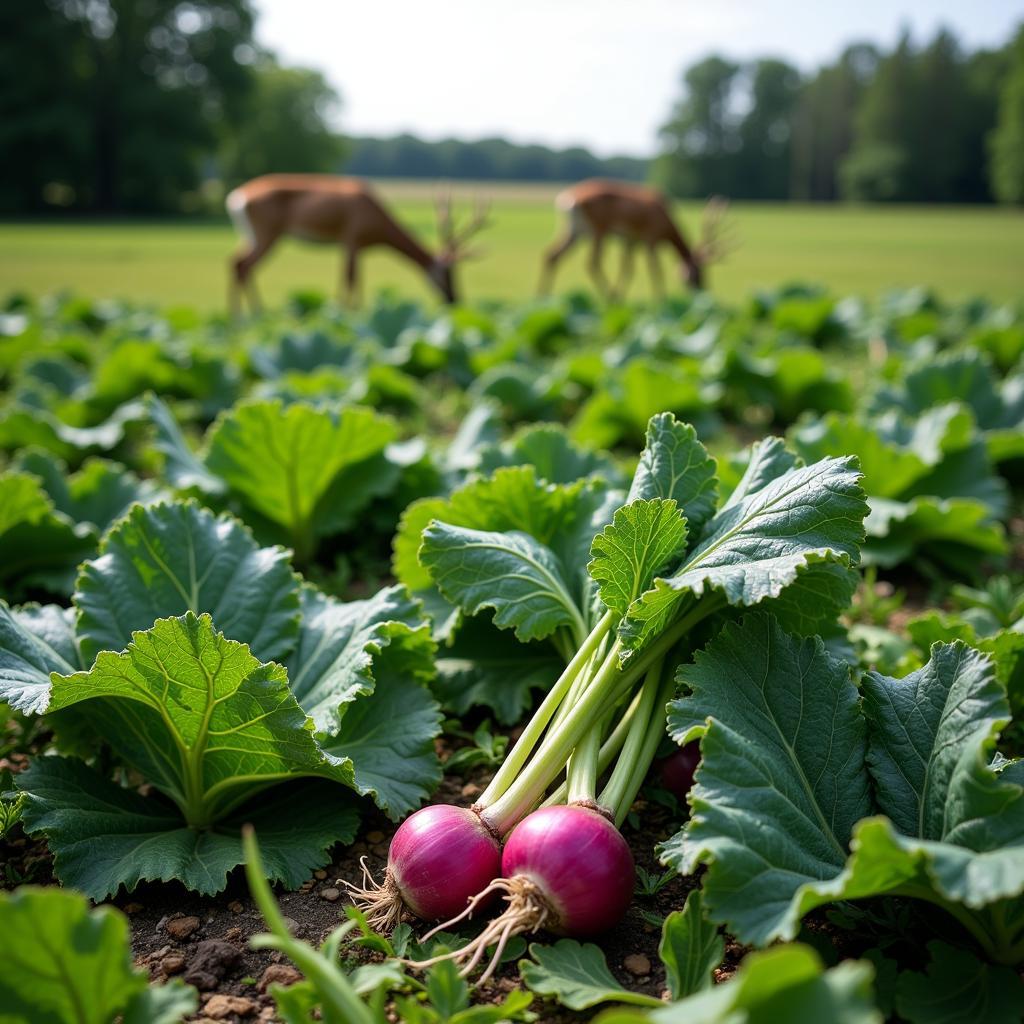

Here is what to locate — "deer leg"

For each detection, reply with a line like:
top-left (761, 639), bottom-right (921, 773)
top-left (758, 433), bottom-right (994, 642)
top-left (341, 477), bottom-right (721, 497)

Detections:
top-left (646, 246), bottom-right (665, 302)
top-left (231, 236), bottom-right (275, 316)
top-left (587, 233), bottom-right (611, 299)
top-left (613, 241), bottom-right (636, 302)
top-left (538, 230), bottom-right (578, 295)
top-left (228, 254), bottom-right (243, 319)
top-left (343, 245), bottom-right (361, 309)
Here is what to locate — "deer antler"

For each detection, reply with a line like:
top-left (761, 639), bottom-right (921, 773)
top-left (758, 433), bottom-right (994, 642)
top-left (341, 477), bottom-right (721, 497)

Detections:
top-left (436, 195), bottom-right (492, 260)
top-left (695, 195), bottom-right (737, 267)
top-left (435, 192), bottom-right (454, 247)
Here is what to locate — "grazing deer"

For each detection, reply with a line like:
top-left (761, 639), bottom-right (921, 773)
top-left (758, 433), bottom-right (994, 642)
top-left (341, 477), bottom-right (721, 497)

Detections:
top-left (225, 175), bottom-right (490, 315)
top-left (538, 179), bottom-right (730, 300)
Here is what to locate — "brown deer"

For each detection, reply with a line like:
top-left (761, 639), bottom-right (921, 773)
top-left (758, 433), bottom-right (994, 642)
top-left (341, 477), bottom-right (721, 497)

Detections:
top-left (225, 175), bottom-right (490, 315)
top-left (538, 179), bottom-right (730, 300)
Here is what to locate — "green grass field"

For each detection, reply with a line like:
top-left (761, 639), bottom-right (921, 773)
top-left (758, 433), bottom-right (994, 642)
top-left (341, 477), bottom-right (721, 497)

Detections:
top-left (2, 182), bottom-right (1022, 309)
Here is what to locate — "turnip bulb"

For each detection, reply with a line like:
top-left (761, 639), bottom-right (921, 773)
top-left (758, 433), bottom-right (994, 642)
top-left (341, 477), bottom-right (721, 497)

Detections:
top-left (501, 804), bottom-right (634, 936)
top-left (657, 741), bottom-right (701, 803)
top-left (347, 804), bottom-right (501, 931)
top-left (414, 804), bottom-right (634, 983)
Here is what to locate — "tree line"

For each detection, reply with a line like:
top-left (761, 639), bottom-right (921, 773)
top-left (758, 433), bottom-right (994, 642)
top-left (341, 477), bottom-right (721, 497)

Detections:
top-left (1, 2), bottom-right (1021, 213)
top-left (0, 0), bottom-right (642, 213)
top-left (655, 26), bottom-right (1024, 204)
top-left (344, 136), bottom-right (645, 184)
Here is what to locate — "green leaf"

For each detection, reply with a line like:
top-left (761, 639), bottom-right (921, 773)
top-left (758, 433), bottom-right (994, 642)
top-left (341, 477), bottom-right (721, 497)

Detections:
top-left (900, 440), bottom-right (1008, 523)
top-left (48, 612), bottom-right (353, 827)
top-left (572, 358), bottom-right (715, 450)
top-left (18, 756), bottom-right (358, 898)
top-left (851, 650), bottom-right (1024, 916)
top-left (864, 496), bottom-right (1007, 570)
top-left (870, 350), bottom-right (1023, 442)
top-left (790, 404), bottom-right (1008, 571)
top-left (438, 401), bottom-right (502, 475)
top-left (320, 638), bottom-right (443, 820)
top-left (0, 769), bottom-right (25, 839)
top-left (791, 414), bottom-right (926, 499)
top-left (75, 500), bottom-right (301, 665)
top-left (478, 422), bottom-right (621, 485)
top-left (204, 399), bottom-right (397, 553)
top-left (14, 450), bottom-right (161, 533)
top-left (754, 560), bottom-right (859, 639)
top-left (312, 449), bottom-right (404, 538)
top-left (589, 499), bottom-right (689, 616)
top-left (721, 436), bottom-right (800, 509)
top-left (0, 470), bottom-right (55, 537)
top-left (448, 990), bottom-right (535, 1023)
top-left (426, 960), bottom-right (471, 1020)
top-left (0, 471), bottom-right (96, 598)
top-left (627, 413), bottom-right (717, 539)
top-left (0, 401), bottom-right (144, 461)
top-left (250, 329), bottom-right (358, 378)
top-left (862, 949), bottom-right (899, 1018)
top-left (394, 496), bottom-right (455, 594)
top-left (393, 467), bottom-right (596, 594)
top-left (659, 890), bottom-right (723, 999)
top-left (286, 584), bottom-right (433, 733)
top-left (663, 619), bottom-right (1024, 959)
top-left (0, 602), bottom-right (79, 714)
top-left (664, 616), bottom-right (872, 945)
top-left (0, 886), bottom-right (197, 1024)
top-left (144, 393), bottom-right (227, 495)
top-left (595, 944), bottom-right (880, 1024)
top-left (906, 612), bottom-right (1024, 713)
top-left (620, 456), bottom-right (866, 655)
top-left (432, 614), bottom-right (562, 725)
top-left (122, 980), bottom-right (201, 1024)
top-left (893, 942), bottom-right (1024, 1024)
top-left (862, 642), bottom-right (1006, 840)
top-left (420, 523), bottom-right (586, 643)
top-left (519, 940), bottom-right (662, 1010)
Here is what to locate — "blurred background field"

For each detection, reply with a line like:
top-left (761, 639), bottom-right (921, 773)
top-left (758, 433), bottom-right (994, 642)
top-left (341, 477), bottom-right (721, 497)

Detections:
top-left (3, 188), bottom-right (1023, 308)
top-left (4, 2), bottom-right (1024, 312)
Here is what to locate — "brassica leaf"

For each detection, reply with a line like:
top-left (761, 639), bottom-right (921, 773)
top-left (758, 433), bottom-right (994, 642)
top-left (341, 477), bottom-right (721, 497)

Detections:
top-left (595, 944), bottom-right (879, 1024)
top-left (663, 616), bottom-right (1024, 961)
top-left (18, 757), bottom-right (358, 899)
top-left (619, 456), bottom-right (866, 655)
top-left (0, 601), bottom-right (79, 713)
top-left (0, 886), bottom-right (197, 1023)
top-left (75, 499), bottom-right (301, 665)
top-left (47, 612), bottom-right (354, 825)
top-left (204, 399), bottom-right (398, 560)
top-left (589, 499), bottom-right (689, 617)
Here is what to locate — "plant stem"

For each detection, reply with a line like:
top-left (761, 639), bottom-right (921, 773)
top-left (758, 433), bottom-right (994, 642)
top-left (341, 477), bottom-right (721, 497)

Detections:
top-left (566, 717), bottom-right (604, 805)
top-left (483, 642), bottom-right (626, 833)
top-left (608, 666), bottom-right (676, 826)
top-left (542, 688), bottom-right (642, 808)
top-left (890, 883), bottom-right (1008, 963)
top-left (243, 827), bottom-right (373, 1024)
top-left (477, 610), bottom-right (614, 808)
top-left (548, 634), bottom-right (609, 734)
top-left (598, 658), bottom-right (664, 822)
top-left (551, 627), bottom-right (575, 664)
top-left (482, 595), bottom-right (722, 833)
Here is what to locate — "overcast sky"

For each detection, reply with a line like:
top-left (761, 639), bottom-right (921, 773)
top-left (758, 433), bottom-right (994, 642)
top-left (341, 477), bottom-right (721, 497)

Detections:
top-left (255, 0), bottom-right (1023, 156)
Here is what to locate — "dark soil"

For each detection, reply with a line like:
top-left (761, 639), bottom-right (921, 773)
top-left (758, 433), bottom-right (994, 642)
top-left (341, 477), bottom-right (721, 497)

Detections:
top-left (2, 756), bottom-right (750, 1023)
top-left (113, 771), bottom-right (728, 1023)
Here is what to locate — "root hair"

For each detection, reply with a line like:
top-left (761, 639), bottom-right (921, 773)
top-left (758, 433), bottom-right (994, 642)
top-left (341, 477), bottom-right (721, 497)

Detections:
top-left (407, 876), bottom-right (553, 986)
top-left (343, 855), bottom-right (406, 933)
